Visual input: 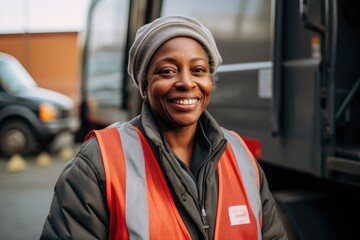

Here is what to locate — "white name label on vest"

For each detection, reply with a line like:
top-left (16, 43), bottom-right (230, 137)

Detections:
top-left (228, 205), bottom-right (250, 226)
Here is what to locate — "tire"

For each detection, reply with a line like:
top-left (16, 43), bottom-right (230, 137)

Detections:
top-left (0, 119), bottom-right (37, 157)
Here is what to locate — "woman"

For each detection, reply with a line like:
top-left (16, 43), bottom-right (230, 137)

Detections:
top-left (41, 16), bottom-right (287, 239)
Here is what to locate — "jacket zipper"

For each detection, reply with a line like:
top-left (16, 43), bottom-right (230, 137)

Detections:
top-left (200, 202), bottom-right (210, 230)
top-left (158, 145), bottom-right (211, 235)
top-left (198, 139), bottom-right (227, 234)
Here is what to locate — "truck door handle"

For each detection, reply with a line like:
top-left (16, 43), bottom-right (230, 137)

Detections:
top-left (300, 0), bottom-right (326, 35)
top-left (270, 0), bottom-right (283, 136)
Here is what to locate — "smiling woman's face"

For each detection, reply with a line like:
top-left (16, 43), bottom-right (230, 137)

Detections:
top-left (146, 37), bottom-right (212, 130)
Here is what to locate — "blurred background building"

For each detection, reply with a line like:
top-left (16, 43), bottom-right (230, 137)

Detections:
top-left (0, 0), bottom-right (90, 103)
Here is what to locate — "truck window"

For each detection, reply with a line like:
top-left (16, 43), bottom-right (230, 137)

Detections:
top-left (0, 58), bottom-right (37, 92)
top-left (84, 0), bottom-right (130, 125)
top-left (161, 0), bottom-right (271, 64)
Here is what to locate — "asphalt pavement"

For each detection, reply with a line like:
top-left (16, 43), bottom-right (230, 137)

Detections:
top-left (0, 147), bottom-right (77, 240)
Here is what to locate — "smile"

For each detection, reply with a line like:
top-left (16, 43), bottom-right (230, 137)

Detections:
top-left (172, 99), bottom-right (198, 105)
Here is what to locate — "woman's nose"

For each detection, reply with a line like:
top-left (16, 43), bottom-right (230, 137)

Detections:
top-left (175, 71), bottom-right (196, 90)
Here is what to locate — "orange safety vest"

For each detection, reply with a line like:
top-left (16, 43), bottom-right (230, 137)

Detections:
top-left (92, 122), bottom-right (262, 240)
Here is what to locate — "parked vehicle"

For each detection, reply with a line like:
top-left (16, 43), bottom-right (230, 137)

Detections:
top-left (78, 0), bottom-right (360, 238)
top-left (0, 52), bottom-right (80, 156)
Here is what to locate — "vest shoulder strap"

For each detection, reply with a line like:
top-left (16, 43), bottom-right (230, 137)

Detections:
top-left (222, 128), bottom-right (261, 189)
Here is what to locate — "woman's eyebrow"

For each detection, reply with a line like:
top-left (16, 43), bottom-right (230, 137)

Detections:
top-left (157, 57), bottom-right (207, 63)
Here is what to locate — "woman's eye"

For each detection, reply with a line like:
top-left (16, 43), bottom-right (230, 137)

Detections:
top-left (193, 67), bottom-right (206, 74)
top-left (158, 68), bottom-right (176, 75)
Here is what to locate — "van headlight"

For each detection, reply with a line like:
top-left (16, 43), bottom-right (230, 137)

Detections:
top-left (39, 102), bottom-right (59, 122)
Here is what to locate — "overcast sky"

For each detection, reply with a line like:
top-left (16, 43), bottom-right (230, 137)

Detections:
top-left (0, 0), bottom-right (90, 33)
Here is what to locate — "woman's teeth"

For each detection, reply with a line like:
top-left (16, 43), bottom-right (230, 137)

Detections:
top-left (173, 99), bottom-right (198, 105)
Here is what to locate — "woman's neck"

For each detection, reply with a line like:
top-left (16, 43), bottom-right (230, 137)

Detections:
top-left (161, 125), bottom-right (197, 167)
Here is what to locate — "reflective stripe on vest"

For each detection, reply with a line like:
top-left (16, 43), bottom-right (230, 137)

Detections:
top-left (94, 122), bottom-right (262, 240)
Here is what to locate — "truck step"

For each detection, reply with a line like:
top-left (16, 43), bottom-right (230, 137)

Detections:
top-left (336, 146), bottom-right (360, 161)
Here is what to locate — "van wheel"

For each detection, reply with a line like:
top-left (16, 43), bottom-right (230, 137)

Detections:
top-left (0, 120), bottom-right (37, 157)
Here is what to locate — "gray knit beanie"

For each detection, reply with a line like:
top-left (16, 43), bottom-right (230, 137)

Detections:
top-left (128, 15), bottom-right (222, 98)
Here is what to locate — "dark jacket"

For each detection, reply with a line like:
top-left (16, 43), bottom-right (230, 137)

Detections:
top-left (41, 103), bottom-right (288, 239)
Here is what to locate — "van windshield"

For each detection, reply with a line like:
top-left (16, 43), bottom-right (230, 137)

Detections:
top-left (0, 58), bottom-right (37, 92)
